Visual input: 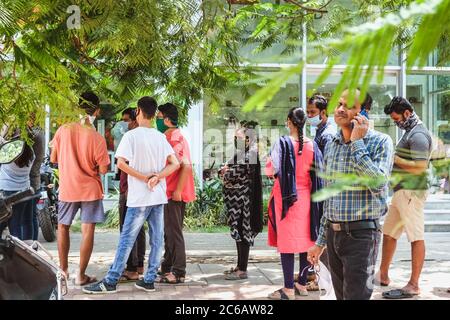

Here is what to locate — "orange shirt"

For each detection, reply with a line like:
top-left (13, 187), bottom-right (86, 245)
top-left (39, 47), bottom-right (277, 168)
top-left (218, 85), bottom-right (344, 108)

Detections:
top-left (51, 123), bottom-right (110, 202)
top-left (165, 129), bottom-right (196, 203)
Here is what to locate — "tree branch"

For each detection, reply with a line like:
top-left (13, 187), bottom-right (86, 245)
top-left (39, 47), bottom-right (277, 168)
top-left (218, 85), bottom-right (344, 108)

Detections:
top-left (285, 0), bottom-right (329, 13)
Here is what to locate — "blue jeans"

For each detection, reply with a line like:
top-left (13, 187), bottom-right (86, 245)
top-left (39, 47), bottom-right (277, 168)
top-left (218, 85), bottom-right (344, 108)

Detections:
top-left (0, 190), bottom-right (33, 240)
top-left (105, 204), bottom-right (164, 285)
top-left (32, 196), bottom-right (39, 241)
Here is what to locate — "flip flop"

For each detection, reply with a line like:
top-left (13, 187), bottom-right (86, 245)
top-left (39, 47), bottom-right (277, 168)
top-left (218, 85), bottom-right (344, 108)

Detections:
top-left (75, 275), bottom-right (98, 286)
top-left (382, 289), bottom-right (415, 299)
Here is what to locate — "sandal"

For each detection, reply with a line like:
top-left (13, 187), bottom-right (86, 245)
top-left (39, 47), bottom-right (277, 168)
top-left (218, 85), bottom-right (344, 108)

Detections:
top-left (159, 273), bottom-right (185, 284)
top-left (119, 272), bottom-right (140, 283)
top-left (382, 289), bottom-right (416, 299)
top-left (224, 267), bottom-right (239, 275)
top-left (157, 270), bottom-right (170, 276)
top-left (268, 289), bottom-right (295, 300)
top-left (295, 286), bottom-right (309, 297)
top-left (225, 271), bottom-right (248, 280)
top-left (306, 281), bottom-right (320, 291)
top-left (75, 275), bottom-right (97, 286)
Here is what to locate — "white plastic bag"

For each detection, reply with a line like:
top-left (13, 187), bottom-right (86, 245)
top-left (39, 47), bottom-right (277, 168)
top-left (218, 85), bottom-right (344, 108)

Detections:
top-left (317, 261), bottom-right (336, 300)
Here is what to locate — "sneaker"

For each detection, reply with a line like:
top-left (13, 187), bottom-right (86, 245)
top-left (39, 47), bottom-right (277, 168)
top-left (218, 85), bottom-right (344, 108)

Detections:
top-left (82, 280), bottom-right (117, 294)
top-left (135, 279), bottom-right (156, 292)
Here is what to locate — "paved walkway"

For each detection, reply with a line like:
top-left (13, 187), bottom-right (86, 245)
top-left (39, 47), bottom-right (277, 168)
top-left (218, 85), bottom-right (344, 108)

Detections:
top-left (39, 232), bottom-right (450, 300)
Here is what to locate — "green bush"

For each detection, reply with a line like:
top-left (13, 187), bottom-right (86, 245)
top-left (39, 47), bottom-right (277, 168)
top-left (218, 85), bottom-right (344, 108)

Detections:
top-left (101, 202), bottom-right (120, 230)
top-left (184, 178), bottom-right (227, 230)
top-left (97, 175), bottom-right (273, 232)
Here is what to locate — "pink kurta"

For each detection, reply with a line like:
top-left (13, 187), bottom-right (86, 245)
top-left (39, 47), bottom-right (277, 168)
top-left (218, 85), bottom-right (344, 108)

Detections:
top-left (266, 137), bottom-right (315, 253)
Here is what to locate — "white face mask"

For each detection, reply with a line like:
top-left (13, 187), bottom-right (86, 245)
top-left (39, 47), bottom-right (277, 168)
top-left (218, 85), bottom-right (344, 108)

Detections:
top-left (307, 114), bottom-right (322, 127)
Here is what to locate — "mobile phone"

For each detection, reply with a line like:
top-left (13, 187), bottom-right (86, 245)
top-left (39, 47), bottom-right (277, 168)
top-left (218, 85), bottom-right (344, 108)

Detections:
top-left (351, 105), bottom-right (369, 129)
top-left (360, 105), bottom-right (369, 119)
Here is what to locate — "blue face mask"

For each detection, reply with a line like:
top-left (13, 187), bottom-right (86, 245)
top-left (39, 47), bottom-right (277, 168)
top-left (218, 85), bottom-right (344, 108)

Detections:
top-left (307, 114), bottom-right (321, 127)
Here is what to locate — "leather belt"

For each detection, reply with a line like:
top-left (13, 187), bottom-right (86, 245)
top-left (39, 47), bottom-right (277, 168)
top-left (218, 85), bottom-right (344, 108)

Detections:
top-left (328, 219), bottom-right (380, 232)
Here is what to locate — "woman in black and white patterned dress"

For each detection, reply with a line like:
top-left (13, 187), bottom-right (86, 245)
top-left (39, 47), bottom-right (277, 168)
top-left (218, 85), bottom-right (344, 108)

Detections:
top-left (220, 122), bottom-right (263, 280)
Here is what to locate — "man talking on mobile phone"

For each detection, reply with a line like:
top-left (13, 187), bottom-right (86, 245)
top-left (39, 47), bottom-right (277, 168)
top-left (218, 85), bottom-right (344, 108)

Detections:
top-left (307, 88), bottom-right (394, 300)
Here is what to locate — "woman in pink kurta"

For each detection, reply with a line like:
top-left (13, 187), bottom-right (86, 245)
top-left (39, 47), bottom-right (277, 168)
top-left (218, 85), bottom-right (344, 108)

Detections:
top-left (266, 139), bottom-right (315, 253)
top-left (266, 107), bottom-right (322, 300)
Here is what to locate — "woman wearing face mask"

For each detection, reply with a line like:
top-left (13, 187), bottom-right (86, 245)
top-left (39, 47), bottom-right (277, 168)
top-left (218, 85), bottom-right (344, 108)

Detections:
top-left (266, 107), bottom-right (324, 300)
top-left (220, 121), bottom-right (264, 280)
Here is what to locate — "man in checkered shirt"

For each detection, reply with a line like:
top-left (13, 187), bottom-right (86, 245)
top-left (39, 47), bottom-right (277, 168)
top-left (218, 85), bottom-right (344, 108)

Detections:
top-left (308, 88), bottom-right (394, 300)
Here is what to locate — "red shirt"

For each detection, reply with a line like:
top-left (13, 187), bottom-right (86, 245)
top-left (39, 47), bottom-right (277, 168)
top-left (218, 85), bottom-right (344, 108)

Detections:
top-left (165, 129), bottom-right (196, 203)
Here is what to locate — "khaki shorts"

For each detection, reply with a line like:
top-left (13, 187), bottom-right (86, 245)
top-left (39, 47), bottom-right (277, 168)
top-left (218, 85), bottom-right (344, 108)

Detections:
top-left (382, 190), bottom-right (428, 242)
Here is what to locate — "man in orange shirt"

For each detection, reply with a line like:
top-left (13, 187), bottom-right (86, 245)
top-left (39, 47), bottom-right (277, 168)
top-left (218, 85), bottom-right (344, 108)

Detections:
top-left (156, 103), bottom-right (196, 284)
top-left (50, 92), bottom-right (110, 285)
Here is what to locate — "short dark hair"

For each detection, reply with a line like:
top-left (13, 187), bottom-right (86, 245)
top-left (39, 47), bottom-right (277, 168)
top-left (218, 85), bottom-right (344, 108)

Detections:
top-left (137, 96), bottom-right (158, 119)
top-left (79, 91), bottom-right (100, 115)
top-left (308, 95), bottom-right (328, 112)
top-left (384, 96), bottom-right (413, 115)
top-left (361, 92), bottom-right (373, 111)
top-left (346, 87), bottom-right (373, 111)
top-left (158, 103), bottom-right (179, 125)
top-left (122, 108), bottom-right (136, 120)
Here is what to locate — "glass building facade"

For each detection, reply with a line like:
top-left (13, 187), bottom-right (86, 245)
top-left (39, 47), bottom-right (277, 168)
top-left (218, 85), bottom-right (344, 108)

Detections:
top-left (185, 3), bottom-right (450, 194)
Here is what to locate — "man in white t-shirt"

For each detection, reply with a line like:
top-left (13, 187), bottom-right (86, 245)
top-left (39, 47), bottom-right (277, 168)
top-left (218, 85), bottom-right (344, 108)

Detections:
top-left (83, 96), bottom-right (180, 294)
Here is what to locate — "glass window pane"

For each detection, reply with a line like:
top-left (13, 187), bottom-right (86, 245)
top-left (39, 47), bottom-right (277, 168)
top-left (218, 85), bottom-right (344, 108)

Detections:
top-left (203, 71), bottom-right (300, 173)
top-left (407, 74), bottom-right (450, 137)
top-left (407, 73), bottom-right (450, 193)
top-left (306, 74), bottom-right (398, 142)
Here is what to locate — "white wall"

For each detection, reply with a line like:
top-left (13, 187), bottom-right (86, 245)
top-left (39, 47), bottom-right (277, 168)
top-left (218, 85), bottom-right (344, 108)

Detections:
top-left (181, 101), bottom-right (203, 187)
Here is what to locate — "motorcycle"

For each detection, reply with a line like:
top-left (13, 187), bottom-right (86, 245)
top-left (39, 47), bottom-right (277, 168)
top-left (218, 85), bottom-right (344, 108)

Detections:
top-left (0, 139), bottom-right (67, 300)
top-left (37, 157), bottom-right (58, 242)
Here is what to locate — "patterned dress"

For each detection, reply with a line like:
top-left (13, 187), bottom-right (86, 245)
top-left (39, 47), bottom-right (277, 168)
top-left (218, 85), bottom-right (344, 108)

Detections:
top-left (223, 158), bottom-right (258, 246)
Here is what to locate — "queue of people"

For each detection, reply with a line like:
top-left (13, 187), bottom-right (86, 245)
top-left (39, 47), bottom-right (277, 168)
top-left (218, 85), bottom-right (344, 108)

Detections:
top-left (0, 88), bottom-right (436, 300)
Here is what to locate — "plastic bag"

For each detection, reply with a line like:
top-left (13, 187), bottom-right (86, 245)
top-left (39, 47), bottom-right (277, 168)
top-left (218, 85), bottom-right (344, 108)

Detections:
top-left (317, 261), bottom-right (336, 300)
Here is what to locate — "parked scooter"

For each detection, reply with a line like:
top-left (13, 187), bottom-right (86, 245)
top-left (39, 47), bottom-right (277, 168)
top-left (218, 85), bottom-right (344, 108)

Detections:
top-left (0, 139), bottom-right (67, 300)
top-left (37, 157), bottom-right (58, 242)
